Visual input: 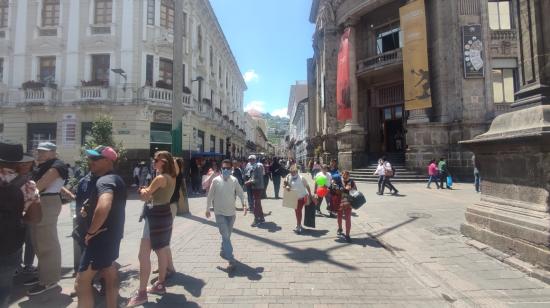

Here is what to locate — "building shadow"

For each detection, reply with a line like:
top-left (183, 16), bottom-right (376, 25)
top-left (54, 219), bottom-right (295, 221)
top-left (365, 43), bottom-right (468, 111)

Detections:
top-left (216, 261), bottom-right (263, 281)
top-left (184, 214), bottom-right (358, 271)
top-left (11, 267), bottom-right (74, 306)
top-left (165, 272), bottom-right (206, 297)
top-left (118, 268), bottom-right (140, 289)
top-left (256, 221), bottom-right (282, 233)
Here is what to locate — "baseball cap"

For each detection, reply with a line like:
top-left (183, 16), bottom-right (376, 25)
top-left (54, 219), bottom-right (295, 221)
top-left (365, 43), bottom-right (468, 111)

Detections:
top-left (86, 145), bottom-right (118, 162)
top-left (248, 155), bottom-right (256, 160)
top-left (36, 141), bottom-right (57, 151)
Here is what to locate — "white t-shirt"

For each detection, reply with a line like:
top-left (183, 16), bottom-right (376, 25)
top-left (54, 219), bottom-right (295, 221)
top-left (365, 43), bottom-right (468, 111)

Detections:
top-left (287, 174), bottom-right (309, 198)
top-left (43, 177), bottom-right (66, 194)
top-left (206, 175), bottom-right (245, 216)
top-left (374, 164), bottom-right (385, 176)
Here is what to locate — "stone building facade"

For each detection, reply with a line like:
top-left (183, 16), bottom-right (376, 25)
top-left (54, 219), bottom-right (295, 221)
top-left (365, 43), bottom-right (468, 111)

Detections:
top-left (0, 0), bottom-right (247, 166)
top-left (309, 0), bottom-right (520, 177)
top-left (287, 81), bottom-right (309, 164)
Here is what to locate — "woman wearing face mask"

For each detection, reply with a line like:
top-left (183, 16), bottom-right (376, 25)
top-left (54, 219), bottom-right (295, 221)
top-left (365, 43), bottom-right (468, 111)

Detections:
top-left (283, 164), bottom-right (313, 234)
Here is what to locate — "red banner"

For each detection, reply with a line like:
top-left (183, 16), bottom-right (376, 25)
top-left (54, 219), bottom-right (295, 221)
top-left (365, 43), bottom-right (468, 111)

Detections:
top-left (336, 28), bottom-right (352, 122)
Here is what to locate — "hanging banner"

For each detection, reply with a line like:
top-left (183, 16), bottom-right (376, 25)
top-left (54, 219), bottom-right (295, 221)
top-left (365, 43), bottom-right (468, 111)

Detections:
top-left (400, 0), bottom-right (432, 110)
top-left (462, 25), bottom-right (484, 78)
top-left (336, 28), bottom-right (352, 121)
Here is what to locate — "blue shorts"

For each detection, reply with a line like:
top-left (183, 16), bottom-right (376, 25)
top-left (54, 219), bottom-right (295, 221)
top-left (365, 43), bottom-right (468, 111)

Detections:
top-left (79, 233), bottom-right (121, 272)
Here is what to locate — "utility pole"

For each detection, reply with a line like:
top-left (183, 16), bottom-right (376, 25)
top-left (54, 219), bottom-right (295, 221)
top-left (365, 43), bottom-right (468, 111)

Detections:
top-left (172, 0), bottom-right (184, 157)
top-left (172, 0), bottom-right (189, 214)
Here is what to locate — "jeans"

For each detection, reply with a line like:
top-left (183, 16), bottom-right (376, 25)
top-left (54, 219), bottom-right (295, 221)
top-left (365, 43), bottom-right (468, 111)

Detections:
top-left (427, 175), bottom-right (440, 188)
top-left (215, 214), bottom-right (236, 262)
top-left (381, 176), bottom-right (397, 194)
top-left (474, 172), bottom-right (480, 192)
top-left (0, 249), bottom-right (21, 308)
top-left (272, 175), bottom-right (281, 199)
top-left (439, 172), bottom-right (448, 188)
top-left (23, 224), bottom-right (35, 266)
top-left (246, 187), bottom-right (254, 211)
top-left (262, 176), bottom-right (270, 199)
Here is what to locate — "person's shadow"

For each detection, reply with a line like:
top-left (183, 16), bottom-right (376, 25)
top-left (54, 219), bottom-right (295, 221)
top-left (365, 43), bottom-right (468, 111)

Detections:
top-left (165, 272), bottom-right (206, 297)
top-left (300, 228), bottom-right (329, 238)
top-left (256, 221), bottom-right (282, 233)
top-left (217, 261), bottom-right (263, 281)
top-left (142, 293), bottom-right (200, 307)
top-left (17, 286), bottom-right (73, 308)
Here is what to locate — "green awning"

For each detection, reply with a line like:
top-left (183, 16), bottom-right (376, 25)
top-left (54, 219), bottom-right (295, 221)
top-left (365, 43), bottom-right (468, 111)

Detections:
top-left (150, 130), bottom-right (172, 144)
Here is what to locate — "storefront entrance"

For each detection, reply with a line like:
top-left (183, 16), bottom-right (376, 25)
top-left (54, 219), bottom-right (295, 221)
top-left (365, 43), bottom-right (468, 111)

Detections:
top-left (381, 105), bottom-right (405, 153)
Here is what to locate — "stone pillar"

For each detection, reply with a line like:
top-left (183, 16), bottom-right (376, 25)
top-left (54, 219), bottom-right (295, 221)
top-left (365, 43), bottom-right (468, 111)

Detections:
top-left (337, 21), bottom-right (366, 171)
top-left (460, 0), bottom-right (550, 271)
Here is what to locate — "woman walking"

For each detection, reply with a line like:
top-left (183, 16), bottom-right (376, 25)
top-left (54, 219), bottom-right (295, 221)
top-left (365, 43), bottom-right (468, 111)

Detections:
top-left (311, 160), bottom-right (321, 179)
top-left (127, 151), bottom-right (176, 307)
top-left (337, 171), bottom-right (356, 243)
top-left (427, 159), bottom-right (440, 189)
top-left (284, 165), bottom-right (313, 234)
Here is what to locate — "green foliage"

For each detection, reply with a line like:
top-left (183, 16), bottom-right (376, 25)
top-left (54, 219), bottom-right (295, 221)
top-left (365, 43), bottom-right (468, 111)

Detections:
top-left (68, 115), bottom-right (126, 188)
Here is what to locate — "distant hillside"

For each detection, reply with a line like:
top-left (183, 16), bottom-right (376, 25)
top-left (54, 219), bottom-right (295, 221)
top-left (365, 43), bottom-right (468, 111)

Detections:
top-left (248, 110), bottom-right (289, 144)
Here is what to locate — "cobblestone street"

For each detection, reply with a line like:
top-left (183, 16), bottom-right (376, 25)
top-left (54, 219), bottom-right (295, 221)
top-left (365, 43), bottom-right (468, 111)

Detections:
top-left (10, 180), bottom-right (550, 307)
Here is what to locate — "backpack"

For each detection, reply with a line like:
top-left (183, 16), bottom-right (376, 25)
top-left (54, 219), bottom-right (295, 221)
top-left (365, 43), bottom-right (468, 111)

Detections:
top-left (0, 176), bottom-right (27, 256)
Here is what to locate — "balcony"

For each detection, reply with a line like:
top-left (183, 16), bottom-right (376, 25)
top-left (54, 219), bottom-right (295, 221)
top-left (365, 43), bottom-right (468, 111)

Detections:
top-left (490, 29), bottom-right (517, 41)
top-left (21, 87), bottom-right (57, 106)
top-left (357, 48), bottom-right (403, 76)
top-left (489, 29), bottom-right (518, 57)
top-left (197, 100), bottom-right (212, 119)
top-left (141, 87), bottom-right (192, 109)
top-left (79, 86), bottom-right (111, 102)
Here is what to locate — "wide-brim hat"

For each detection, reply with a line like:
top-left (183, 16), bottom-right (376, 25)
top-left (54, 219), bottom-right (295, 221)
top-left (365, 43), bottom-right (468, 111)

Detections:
top-left (0, 141), bottom-right (35, 163)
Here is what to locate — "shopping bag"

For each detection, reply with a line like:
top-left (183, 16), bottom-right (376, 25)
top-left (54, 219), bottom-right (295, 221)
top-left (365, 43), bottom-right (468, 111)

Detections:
top-left (282, 189), bottom-right (298, 209)
top-left (446, 175), bottom-right (453, 188)
top-left (349, 190), bottom-right (366, 209)
top-left (304, 201), bottom-right (316, 228)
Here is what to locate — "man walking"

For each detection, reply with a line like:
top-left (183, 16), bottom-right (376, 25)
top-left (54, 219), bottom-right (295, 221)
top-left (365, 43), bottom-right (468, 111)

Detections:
top-left (381, 156), bottom-right (399, 195)
top-left (75, 146), bottom-right (126, 308)
top-left (205, 159), bottom-right (247, 271)
top-left (438, 157), bottom-right (450, 189)
top-left (244, 155), bottom-right (265, 226)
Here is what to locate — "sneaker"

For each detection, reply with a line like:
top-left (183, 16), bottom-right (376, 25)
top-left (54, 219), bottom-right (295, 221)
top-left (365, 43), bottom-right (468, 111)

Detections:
top-left (23, 277), bottom-right (39, 286)
top-left (294, 226), bottom-right (302, 234)
top-left (126, 290), bottom-right (148, 307)
top-left (392, 190), bottom-right (399, 195)
top-left (22, 265), bottom-right (38, 274)
top-left (251, 221), bottom-right (258, 227)
top-left (337, 228), bottom-right (343, 235)
top-left (345, 235), bottom-right (352, 243)
top-left (376, 192), bottom-right (383, 195)
top-left (147, 281), bottom-right (166, 295)
top-left (27, 283), bottom-right (58, 296)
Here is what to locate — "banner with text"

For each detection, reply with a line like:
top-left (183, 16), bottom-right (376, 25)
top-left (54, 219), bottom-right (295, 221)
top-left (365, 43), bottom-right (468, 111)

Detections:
top-left (400, 0), bottom-right (432, 110)
top-left (336, 28), bottom-right (352, 121)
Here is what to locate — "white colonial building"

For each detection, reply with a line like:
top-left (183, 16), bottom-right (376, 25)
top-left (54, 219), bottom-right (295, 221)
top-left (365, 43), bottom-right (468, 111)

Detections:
top-left (0, 0), bottom-right (247, 165)
top-left (287, 81), bottom-right (308, 164)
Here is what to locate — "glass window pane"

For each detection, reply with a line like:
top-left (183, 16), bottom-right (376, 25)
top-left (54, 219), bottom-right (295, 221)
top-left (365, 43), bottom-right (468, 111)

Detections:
top-left (488, 2), bottom-right (500, 30)
top-left (503, 69), bottom-right (515, 103)
top-left (395, 106), bottom-right (403, 119)
top-left (384, 108), bottom-right (392, 120)
top-left (498, 1), bottom-right (511, 30)
top-left (492, 69), bottom-right (504, 103)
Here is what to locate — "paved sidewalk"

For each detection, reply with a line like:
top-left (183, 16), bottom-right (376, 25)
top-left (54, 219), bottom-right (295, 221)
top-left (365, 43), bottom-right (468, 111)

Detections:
top-left (9, 180), bottom-right (550, 307)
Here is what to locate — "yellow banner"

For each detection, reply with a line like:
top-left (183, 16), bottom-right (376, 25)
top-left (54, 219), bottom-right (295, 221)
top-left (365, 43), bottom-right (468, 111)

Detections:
top-left (400, 0), bottom-right (432, 110)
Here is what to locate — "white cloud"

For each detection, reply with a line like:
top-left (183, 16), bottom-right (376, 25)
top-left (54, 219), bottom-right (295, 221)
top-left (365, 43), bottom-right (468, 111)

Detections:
top-left (244, 100), bottom-right (266, 113)
top-left (270, 108), bottom-right (289, 118)
top-left (243, 69), bottom-right (259, 83)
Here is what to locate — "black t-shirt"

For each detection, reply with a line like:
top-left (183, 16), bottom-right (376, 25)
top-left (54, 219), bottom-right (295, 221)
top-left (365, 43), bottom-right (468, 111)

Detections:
top-left (170, 172), bottom-right (184, 203)
top-left (90, 173), bottom-right (127, 240)
top-left (33, 159), bottom-right (69, 181)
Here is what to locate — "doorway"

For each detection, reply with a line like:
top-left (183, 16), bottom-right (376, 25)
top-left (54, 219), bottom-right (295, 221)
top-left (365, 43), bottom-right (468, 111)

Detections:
top-left (381, 105), bottom-right (404, 153)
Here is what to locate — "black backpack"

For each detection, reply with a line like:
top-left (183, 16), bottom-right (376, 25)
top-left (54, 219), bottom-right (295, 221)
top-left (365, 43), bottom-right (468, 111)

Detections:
top-left (0, 176), bottom-right (27, 256)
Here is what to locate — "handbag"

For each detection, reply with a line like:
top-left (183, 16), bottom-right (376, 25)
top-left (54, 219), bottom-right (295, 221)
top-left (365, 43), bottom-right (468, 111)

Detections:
top-left (348, 190), bottom-right (366, 209)
top-left (446, 175), bottom-right (453, 188)
top-left (303, 199), bottom-right (316, 228)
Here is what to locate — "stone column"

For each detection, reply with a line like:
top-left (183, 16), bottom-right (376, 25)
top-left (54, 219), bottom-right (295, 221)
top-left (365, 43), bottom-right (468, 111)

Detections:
top-left (460, 0), bottom-right (550, 272)
top-left (337, 21), bottom-right (366, 170)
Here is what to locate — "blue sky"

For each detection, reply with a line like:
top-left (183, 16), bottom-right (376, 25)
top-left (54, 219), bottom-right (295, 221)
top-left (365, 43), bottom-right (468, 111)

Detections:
top-left (209, 0), bottom-right (315, 118)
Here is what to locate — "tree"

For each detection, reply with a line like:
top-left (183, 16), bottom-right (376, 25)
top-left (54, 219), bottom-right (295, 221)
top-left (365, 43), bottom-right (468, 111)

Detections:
top-left (69, 115), bottom-right (126, 187)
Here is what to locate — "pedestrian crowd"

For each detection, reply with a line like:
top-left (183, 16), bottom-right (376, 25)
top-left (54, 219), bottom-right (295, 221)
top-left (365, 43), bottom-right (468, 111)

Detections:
top-left (2, 138), bottom-right (480, 308)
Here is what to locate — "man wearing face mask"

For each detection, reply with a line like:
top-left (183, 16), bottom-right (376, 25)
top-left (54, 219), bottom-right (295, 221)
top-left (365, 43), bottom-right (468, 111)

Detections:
top-left (205, 159), bottom-right (247, 271)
